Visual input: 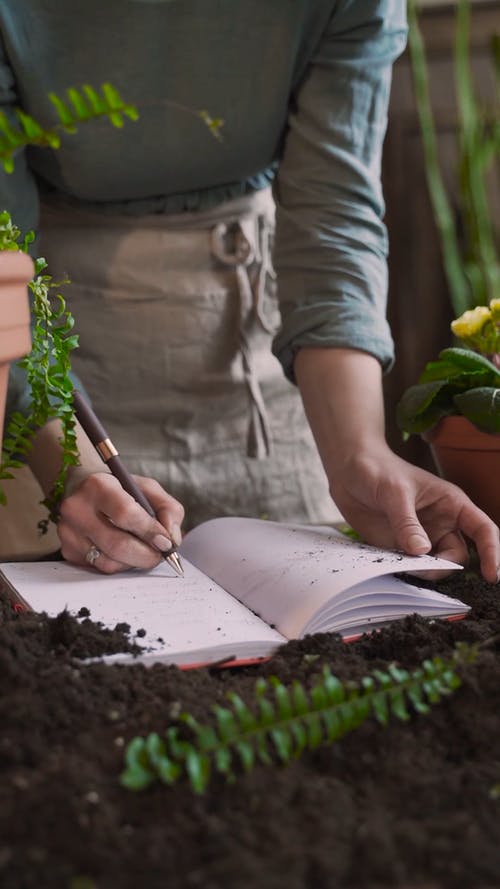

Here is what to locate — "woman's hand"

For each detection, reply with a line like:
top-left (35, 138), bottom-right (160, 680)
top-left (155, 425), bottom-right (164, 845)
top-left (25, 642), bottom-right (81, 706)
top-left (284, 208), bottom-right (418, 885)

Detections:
top-left (328, 441), bottom-right (500, 582)
top-left (57, 471), bottom-right (184, 573)
top-left (28, 417), bottom-right (184, 573)
top-left (295, 347), bottom-right (500, 584)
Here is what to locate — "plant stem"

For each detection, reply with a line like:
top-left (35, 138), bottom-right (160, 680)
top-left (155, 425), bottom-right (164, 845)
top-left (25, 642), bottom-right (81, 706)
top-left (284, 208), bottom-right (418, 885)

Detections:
top-left (407, 0), bottom-right (471, 316)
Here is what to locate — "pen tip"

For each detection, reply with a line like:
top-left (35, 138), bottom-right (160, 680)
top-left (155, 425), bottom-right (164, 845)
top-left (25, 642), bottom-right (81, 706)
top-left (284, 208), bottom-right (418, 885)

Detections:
top-left (166, 551), bottom-right (184, 577)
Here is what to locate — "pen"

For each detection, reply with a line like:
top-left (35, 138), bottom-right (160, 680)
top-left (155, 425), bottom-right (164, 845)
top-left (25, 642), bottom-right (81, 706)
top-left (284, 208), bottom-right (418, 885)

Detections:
top-left (71, 389), bottom-right (183, 577)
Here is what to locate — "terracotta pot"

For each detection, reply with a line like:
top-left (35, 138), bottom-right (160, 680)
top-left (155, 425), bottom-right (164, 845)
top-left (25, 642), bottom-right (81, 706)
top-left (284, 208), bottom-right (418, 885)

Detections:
top-left (423, 415), bottom-right (500, 527)
top-left (0, 251), bottom-right (33, 444)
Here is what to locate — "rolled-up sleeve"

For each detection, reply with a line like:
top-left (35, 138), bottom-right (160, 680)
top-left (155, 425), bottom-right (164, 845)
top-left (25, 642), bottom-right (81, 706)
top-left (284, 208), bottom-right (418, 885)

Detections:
top-left (272, 0), bottom-right (407, 381)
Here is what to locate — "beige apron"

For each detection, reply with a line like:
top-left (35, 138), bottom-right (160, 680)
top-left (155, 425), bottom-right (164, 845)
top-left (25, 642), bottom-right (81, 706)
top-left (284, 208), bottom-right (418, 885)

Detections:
top-left (1, 189), bottom-right (341, 557)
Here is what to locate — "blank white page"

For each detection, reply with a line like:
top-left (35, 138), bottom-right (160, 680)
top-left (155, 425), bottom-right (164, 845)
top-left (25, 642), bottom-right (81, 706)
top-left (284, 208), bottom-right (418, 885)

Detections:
top-left (0, 558), bottom-right (285, 666)
top-left (180, 518), bottom-right (462, 639)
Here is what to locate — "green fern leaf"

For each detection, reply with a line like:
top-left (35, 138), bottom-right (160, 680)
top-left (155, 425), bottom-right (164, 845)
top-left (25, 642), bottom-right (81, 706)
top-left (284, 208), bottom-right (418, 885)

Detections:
top-left (120, 643), bottom-right (476, 795)
top-left (67, 87), bottom-right (92, 121)
top-left (235, 739), bottom-right (255, 772)
top-left (48, 92), bottom-right (78, 132)
top-left (406, 676), bottom-right (430, 715)
top-left (289, 720), bottom-right (308, 756)
top-left (0, 112), bottom-right (25, 147)
top-left (82, 84), bottom-right (107, 115)
top-left (212, 705), bottom-right (239, 744)
top-left (291, 681), bottom-right (310, 716)
top-left (254, 734), bottom-right (273, 767)
top-left (188, 721), bottom-right (218, 752)
top-left (321, 708), bottom-right (344, 742)
top-left (306, 712), bottom-right (324, 749)
top-left (185, 750), bottom-right (210, 794)
top-left (228, 692), bottom-right (258, 731)
top-left (271, 676), bottom-right (293, 720)
top-left (256, 682), bottom-right (276, 726)
top-left (270, 727), bottom-right (293, 762)
top-left (15, 109), bottom-right (45, 139)
top-left (214, 746), bottom-right (233, 776)
top-left (389, 687), bottom-right (411, 721)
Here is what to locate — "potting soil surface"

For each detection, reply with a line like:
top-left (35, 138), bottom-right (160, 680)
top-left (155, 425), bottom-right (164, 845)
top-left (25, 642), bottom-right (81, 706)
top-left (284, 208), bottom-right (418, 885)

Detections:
top-left (1, 566), bottom-right (499, 889)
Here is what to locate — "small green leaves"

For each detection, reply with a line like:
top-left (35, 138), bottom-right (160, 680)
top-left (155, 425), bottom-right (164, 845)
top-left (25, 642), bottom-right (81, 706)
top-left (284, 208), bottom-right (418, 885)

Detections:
top-left (120, 643), bottom-right (476, 795)
top-left (396, 347), bottom-right (500, 435)
top-left (0, 84), bottom-right (139, 172)
top-left (454, 387), bottom-right (500, 433)
top-left (0, 84), bottom-right (222, 173)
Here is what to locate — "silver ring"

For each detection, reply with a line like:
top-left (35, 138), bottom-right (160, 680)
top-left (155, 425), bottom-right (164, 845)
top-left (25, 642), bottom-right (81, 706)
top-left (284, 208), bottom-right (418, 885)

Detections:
top-left (85, 544), bottom-right (102, 567)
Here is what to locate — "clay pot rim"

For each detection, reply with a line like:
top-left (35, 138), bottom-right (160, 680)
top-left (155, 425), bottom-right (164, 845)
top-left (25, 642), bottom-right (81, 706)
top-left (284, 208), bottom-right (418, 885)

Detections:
top-left (422, 415), bottom-right (500, 449)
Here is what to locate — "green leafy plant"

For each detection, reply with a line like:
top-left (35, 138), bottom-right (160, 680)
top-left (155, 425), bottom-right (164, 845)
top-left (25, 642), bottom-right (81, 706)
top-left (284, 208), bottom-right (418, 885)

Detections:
top-left (0, 212), bottom-right (79, 521)
top-left (120, 642), bottom-right (477, 795)
top-left (0, 83), bottom-right (141, 517)
top-left (407, 0), bottom-right (500, 316)
top-left (0, 83), bottom-right (223, 173)
top-left (0, 83), bottom-right (139, 173)
top-left (0, 83), bottom-right (222, 519)
top-left (397, 299), bottom-right (500, 435)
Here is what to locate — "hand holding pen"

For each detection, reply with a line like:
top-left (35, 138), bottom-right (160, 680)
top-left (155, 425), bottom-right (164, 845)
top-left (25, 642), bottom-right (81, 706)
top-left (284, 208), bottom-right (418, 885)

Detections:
top-left (55, 390), bottom-right (184, 575)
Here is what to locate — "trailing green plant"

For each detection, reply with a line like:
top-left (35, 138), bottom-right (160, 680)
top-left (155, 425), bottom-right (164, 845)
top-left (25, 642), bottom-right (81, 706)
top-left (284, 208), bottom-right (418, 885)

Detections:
top-left (0, 211), bottom-right (79, 522)
top-left (0, 84), bottom-right (222, 520)
top-left (0, 83), bottom-right (139, 173)
top-left (120, 641), bottom-right (478, 795)
top-left (0, 83), bottom-right (223, 173)
top-left (407, 0), bottom-right (500, 316)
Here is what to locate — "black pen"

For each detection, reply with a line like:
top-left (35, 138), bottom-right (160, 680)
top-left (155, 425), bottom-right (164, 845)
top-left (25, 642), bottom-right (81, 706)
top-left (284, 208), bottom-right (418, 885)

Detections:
top-left (72, 389), bottom-right (183, 577)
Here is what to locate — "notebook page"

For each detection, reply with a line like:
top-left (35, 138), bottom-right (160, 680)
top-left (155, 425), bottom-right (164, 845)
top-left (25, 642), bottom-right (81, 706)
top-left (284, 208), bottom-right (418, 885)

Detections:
top-left (180, 518), bottom-right (462, 639)
top-left (0, 558), bottom-right (285, 663)
top-left (302, 574), bottom-right (469, 636)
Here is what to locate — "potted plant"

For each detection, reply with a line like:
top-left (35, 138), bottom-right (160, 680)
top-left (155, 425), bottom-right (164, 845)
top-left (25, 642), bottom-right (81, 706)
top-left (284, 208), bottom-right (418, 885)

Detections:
top-left (0, 85), bottom-right (222, 518)
top-left (0, 243), bottom-right (33, 444)
top-left (399, 1), bottom-right (500, 524)
top-left (0, 85), bottom-right (144, 518)
top-left (397, 299), bottom-right (500, 524)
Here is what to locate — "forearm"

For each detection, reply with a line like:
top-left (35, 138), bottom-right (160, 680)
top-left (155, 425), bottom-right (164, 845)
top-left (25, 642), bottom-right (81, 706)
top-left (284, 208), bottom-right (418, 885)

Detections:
top-left (294, 346), bottom-right (388, 483)
top-left (295, 346), bottom-right (500, 582)
top-left (27, 417), bottom-right (109, 499)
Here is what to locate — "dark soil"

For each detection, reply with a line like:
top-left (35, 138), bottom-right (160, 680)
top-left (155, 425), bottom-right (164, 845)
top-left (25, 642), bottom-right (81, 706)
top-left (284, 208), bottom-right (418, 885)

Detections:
top-left (1, 565), bottom-right (499, 889)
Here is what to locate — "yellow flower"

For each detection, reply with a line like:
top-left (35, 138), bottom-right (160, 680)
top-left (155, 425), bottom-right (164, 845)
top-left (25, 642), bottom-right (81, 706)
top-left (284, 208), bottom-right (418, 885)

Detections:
top-left (489, 298), bottom-right (500, 321)
top-left (451, 306), bottom-right (491, 338)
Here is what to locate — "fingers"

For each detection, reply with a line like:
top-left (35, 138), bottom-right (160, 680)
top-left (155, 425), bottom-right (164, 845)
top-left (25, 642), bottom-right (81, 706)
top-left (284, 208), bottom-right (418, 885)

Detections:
top-left (61, 518), bottom-right (160, 573)
top-left (382, 471), bottom-right (499, 583)
top-left (409, 530), bottom-right (469, 582)
top-left (349, 452), bottom-right (498, 582)
top-left (451, 501), bottom-right (500, 585)
top-left (58, 472), bottom-right (185, 573)
top-left (132, 475), bottom-right (184, 546)
top-left (377, 482), bottom-right (432, 556)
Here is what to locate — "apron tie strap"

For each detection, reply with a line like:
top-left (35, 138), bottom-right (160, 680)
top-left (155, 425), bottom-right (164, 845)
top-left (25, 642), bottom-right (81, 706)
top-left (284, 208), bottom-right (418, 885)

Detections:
top-left (210, 217), bottom-right (274, 459)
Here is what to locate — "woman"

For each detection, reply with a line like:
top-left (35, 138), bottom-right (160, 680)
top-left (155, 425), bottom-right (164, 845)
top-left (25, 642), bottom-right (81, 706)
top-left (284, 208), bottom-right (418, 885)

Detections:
top-left (1, 0), bottom-right (499, 581)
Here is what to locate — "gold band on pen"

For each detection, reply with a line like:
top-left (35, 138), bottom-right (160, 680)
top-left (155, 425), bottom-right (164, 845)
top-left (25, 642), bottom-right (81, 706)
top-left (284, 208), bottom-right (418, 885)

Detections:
top-left (96, 438), bottom-right (119, 461)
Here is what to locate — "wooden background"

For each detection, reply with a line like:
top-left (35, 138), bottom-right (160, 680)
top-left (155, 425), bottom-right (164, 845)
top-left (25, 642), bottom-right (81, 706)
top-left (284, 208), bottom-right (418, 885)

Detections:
top-left (382, 0), bottom-right (500, 471)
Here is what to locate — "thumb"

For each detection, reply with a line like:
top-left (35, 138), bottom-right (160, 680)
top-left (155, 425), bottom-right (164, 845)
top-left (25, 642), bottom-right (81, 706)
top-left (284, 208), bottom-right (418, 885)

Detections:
top-left (386, 491), bottom-right (431, 555)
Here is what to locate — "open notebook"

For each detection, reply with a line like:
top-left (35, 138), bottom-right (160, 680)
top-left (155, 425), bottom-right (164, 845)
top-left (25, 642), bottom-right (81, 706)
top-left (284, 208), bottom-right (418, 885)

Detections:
top-left (0, 517), bottom-right (467, 668)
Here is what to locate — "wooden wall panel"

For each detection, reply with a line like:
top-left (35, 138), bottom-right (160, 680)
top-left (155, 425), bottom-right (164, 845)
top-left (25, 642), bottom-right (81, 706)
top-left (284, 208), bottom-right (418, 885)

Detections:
top-left (382, 0), bottom-right (499, 471)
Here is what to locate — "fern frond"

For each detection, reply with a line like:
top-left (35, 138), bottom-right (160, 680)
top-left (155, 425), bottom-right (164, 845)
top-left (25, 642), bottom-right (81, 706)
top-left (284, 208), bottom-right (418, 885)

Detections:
top-left (0, 84), bottom-right (138, 172)
top-left (120, 642), bottom-right (478, 795)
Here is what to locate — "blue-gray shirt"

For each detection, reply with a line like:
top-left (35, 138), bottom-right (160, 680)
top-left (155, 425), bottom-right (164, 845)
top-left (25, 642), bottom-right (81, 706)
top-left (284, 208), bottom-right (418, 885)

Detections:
top-left (1, 0), bottom-right (407, 419)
